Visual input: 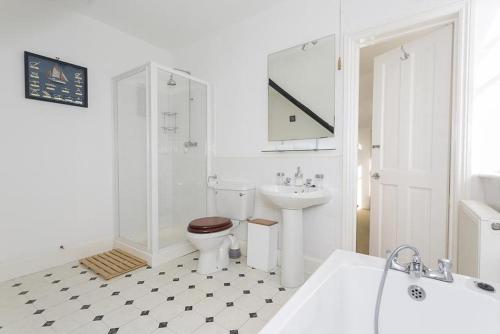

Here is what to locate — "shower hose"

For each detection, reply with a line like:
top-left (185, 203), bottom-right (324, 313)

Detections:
top-left (374, 245), bottom-right (418, 334)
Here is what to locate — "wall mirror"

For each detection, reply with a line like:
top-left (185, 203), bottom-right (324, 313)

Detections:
top-left (268, 34), bottom-right (335, 141)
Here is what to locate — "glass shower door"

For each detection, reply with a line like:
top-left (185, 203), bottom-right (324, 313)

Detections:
top-left (157, 69), bottom-right (207, 249)
top-left (115, 68), bottom-right (149, 249)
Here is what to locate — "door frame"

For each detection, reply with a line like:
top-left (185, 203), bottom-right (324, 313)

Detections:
top-left (341, 1), bottom-right (472, 264)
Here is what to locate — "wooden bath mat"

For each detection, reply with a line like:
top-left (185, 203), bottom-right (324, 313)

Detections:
top-left (80, 249), bottom-right (147, 280)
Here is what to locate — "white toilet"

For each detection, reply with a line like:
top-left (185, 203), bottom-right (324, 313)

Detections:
top-left (187, 181), bottom-right (255, 274)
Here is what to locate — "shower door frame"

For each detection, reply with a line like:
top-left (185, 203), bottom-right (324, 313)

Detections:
top-left (112, 62), bottom-right (213, 265)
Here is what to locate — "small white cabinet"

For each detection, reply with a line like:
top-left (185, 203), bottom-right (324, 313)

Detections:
top-left (247, 219), bottom-right (278, 272)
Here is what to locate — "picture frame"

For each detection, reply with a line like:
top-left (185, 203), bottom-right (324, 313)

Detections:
top-left (24, 51), bottom-right (88, 108)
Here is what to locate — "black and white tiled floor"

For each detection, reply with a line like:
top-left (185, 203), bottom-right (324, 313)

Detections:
top-left (0, 252), bottom-right (296, 334)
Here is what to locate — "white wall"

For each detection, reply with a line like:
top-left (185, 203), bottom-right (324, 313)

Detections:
top-left (469, 0), bottom-right (500, 204)
top-left (171, 0), bottom-right (499, 270)
top-left (470, 0), bottom-right (500, 176)
top-left (0, 0), bottom-right (172, 281)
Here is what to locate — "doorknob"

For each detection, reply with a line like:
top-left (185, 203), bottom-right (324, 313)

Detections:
top-left (371, 172), bottom-right (381, 180)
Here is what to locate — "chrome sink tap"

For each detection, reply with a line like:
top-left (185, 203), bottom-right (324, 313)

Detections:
top-left (388, 245), bottom-right (453, 283)
top-left (294, 166), bottom-right (303, 186)
top-left (305, 178), bottom-right (313, 187)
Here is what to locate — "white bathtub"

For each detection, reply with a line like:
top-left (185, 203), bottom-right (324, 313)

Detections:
top-left (261, 250), bottom-right (500, 334)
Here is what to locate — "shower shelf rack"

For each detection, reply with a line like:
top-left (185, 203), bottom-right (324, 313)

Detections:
top-left (162, 111), bottom-right (178, 133)
top-left (161, 126), bottom-right (178, 132)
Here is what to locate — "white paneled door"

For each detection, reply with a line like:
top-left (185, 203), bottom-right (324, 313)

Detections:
top-left (369, 25), bottom-right (453, 264)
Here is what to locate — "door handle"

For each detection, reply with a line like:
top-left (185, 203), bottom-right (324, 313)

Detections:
top-left (371, 172), bottom-right (381, 180)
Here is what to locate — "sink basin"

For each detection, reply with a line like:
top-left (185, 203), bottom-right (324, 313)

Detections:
top-left (259, 185), bottom-right (331, 210)
top-left (259, 184), bottom-right (332, 287)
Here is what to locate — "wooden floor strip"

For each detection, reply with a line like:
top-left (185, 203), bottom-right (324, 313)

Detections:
top-left (86, 257), bottom-right (116, 275)
top-left (81, 259), bottom-right (114, 278)
top-left (106, 251), bottom-right (139, 268)
top-left (114, 249), bottom-right (145, 263)
top-left (80, 249), bottom-right (147, 280)
top-left (112, 249), bottom-right (144, 266)
top-left (101, 252), bottom-right (131, 268)
top-left (94, 255), bottom-right (126, 273)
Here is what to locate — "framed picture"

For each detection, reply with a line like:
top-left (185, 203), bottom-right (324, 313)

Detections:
top-left (24, 51), bottom-right (88, 108)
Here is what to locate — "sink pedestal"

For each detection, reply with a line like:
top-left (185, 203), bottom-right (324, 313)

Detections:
top-left (259, 184), bottom-right (331, 288)
top-left (281, 209), bottom-right (304, 287)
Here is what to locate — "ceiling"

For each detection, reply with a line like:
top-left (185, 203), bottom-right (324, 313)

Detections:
top-left (50, 0), bottom-right (287, 49)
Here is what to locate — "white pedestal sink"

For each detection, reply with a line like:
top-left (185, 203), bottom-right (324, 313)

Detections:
top-left (259, 185), bottom-right (331, 287)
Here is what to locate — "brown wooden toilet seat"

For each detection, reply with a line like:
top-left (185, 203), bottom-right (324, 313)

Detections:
top-left (188, 217), bottom-right (233, 234)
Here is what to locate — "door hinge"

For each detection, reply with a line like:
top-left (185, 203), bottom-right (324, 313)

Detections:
top-left (337, 57), bottom-right (343, 70)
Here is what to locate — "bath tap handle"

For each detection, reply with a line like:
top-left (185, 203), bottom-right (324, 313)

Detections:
top-left (422, 258), bottom-right (454, 283)
top-left (438, 258), bottom-right (452, 272)
top-left (389, 256), bottom-right (408, 272)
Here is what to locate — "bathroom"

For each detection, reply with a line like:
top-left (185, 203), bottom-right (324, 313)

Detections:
top-left (1, 0), bottom-right (500, 333)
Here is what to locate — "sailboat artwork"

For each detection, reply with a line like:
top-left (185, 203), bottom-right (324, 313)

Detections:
top-left (48, 64), bottom-right (68, 84)
top-left (24, 51), bottom-right (88, 108)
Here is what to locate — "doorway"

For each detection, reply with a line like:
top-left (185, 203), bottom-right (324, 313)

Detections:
top-left (342, 3), bottom-right (471, 266)
top-left (355, 24), bottom-right (455, 264)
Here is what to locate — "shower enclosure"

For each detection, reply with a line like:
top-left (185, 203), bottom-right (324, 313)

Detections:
top-left (113, 62), bottom-right (210, 265)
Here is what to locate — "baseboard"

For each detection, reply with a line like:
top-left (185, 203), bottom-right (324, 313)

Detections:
top-left (0, 236), bottom-right (324, 283)
top-left (114, 239), bottom-right (197, 267)
top-left (152, 241), bottom-right (196, 266)
top-left (0, 238), bottom-right (114, 283)
top-left (113, 239), bottom-right (153, 264)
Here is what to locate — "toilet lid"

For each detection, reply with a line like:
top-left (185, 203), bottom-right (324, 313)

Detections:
top-left (188, 217), bottom-right (233, 234)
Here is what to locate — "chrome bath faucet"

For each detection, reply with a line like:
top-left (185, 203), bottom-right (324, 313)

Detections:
top-left (388, 245), bottom-right (453, 283)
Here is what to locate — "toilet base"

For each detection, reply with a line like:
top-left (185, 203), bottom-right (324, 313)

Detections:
top-left (197, 249), bottom-right (228, 274)
top-left (187, 230), bottom-right (232, 275)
